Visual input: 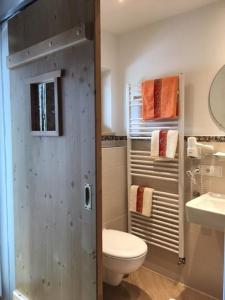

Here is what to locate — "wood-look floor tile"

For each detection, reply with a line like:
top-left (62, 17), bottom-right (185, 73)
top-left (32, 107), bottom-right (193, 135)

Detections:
top-left (103, 267), bottom-right (217, 300)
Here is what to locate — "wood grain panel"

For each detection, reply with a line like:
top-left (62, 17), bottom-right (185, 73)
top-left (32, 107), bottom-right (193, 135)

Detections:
top-left (9, 1), bottom-right (100, 299)
top-left (8, 0), bottom-right (94, 54)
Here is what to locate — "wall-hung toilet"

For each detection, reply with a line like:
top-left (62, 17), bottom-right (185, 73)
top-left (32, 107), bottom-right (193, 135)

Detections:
top-left (103, 229), bottom-right (148, 286)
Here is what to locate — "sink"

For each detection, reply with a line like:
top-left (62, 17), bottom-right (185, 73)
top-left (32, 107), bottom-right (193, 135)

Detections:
top-left (186, 192), bottom-right (225, 231)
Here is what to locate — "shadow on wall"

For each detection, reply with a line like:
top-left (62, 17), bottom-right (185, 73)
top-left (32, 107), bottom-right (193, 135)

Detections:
top-left (184, 222), bottom-right (223, 296)
top-left (101, 70), bottom-right (113, 134)
top-left (184, 148), bottom-right (224, 296)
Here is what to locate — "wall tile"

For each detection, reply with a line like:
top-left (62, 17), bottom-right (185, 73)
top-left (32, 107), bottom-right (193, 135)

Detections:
top-left (102, 147), bottom-right (128, 231)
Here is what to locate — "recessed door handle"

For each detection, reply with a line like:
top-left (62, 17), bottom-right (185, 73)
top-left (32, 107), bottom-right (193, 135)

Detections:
top-left (84, 183), bottom-right (92, 210)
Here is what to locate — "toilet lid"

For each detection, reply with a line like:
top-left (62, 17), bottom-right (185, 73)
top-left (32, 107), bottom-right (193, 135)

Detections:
top-left (103, 229), bottom-right (148, 259)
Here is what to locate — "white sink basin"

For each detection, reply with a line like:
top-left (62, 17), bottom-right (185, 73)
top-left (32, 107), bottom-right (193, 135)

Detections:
top-left (186, 192), bottom-right (225, 231)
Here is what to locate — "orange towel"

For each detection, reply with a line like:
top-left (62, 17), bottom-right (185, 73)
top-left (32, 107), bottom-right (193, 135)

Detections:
top-left (142, 80), bottom-right (154, 120)
top-left (142, 76), bottom-right (179, 120)
top-left (160, 76), bottom-right (179, 119)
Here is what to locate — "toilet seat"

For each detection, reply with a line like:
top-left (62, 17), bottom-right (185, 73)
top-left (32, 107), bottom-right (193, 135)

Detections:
top-left (103, 229), bottom-right (148, 259)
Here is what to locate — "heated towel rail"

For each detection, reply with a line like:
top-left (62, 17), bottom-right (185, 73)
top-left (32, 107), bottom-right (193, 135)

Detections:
top-left (127, 74), bottom-right (185, 263)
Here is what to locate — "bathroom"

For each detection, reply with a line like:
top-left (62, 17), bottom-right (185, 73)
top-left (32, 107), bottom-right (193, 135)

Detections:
top-left (101, 0), bottom-right (225, 299)
top-left (0, 0), bottom-right (225, 300)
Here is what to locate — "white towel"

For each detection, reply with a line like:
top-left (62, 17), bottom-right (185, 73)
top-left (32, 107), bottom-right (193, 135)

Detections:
top-left (166, 130), bottom-right (178, 159)
top-left (151, 130), bottom-right (160, 157)
top-left (142, 187), bottom-right (154, 217)
top-left (150, 129), bottom-right (178, 159)
top-left (130, 185), bottom-right (154, 217)
top-left (130, 185), bottom-right (138, 212)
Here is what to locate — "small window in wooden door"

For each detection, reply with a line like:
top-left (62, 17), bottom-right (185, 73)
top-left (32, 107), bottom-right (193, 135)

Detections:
top-left (27, 70), bottom-right (62, 136)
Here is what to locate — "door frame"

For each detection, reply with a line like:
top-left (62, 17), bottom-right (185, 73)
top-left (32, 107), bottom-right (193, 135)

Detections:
top-left (94, 0), bottom-right (103, 299)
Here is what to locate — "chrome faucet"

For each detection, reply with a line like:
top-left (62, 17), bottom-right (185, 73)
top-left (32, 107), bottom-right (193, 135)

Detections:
top-left (186, 167), bottom-right (200, 185)
top-left (186, 167), bottom-right (201, 198)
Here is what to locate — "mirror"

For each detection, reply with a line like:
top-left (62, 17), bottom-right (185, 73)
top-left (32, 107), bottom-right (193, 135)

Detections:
top-left (209, 65), bottom-right (225, 130)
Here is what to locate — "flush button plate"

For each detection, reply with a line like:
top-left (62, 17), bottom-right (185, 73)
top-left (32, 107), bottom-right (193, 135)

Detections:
top-left (84, 183), bottom-right (92, 210)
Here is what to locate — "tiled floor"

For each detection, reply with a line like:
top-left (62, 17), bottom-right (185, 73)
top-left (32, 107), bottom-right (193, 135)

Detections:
top-left (103, 267), bottom-right (217, 300)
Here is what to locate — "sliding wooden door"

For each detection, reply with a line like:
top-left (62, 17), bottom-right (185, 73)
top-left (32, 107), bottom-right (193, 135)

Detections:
top-left (7, 0), bottom-right (102, 299)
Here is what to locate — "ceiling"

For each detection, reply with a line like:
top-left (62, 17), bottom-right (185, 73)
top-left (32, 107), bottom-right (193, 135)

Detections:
top-left (101, 0), bottom-right (219, 35)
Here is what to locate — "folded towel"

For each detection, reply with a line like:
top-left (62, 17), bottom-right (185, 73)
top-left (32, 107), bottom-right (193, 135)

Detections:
top-left (130, 185), bottom-right (154, 217)
top-left (151, 129), bottom-right (178, 159)
top-left (154, 79), bottom-right (162, 118)
top-left (166, 130), bottom-right (179, 159)
top-left (141, 187), bottom-right (154, 217)
top-left (160, 76), bottom-right (179, 119)
top-left (142, 76), bottom-right (179, 120)
top-left (130, 185), bottom-right (139, 212)
top-left (142, 80), bottom-right (155, 120)
top-left (151, 130), bottom-right (160, 157)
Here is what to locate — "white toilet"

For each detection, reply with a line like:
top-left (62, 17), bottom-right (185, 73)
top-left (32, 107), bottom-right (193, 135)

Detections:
top-left (103, 229), bottom-right (148, 286)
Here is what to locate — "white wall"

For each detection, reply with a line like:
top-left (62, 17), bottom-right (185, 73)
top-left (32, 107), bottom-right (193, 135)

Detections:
top-left (116, 3), bottom-right (225, 297)
top-left (101, 31), bottom-right (125, 135)
top-left (101, 70), bottom-right (112, 133)
top-left (118, 1), bottom-right (225, 136)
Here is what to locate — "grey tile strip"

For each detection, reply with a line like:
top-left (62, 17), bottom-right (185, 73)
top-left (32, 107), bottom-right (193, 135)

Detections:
top-left (184, 136), bottom-right (225, 142)
top-left (101, 135), bottom-right (127, 141)
top-left (101, 135), bottom-right (127, 148)
top-left (101, 135), bottom-right (225, 146)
